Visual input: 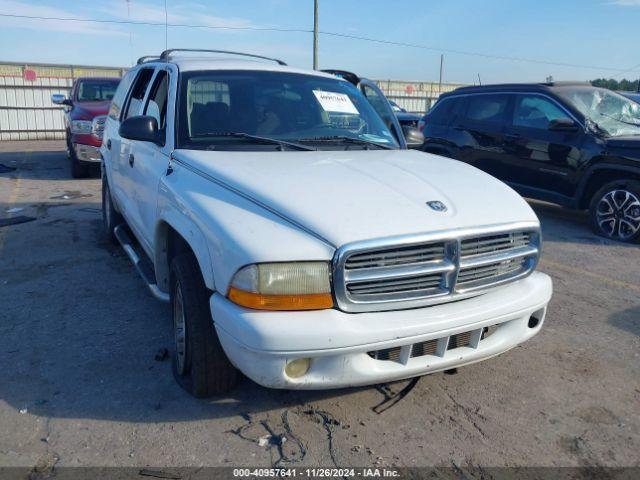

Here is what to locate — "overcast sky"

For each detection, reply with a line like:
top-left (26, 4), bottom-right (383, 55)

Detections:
top-left (0, 0), bottom-right (639, 84)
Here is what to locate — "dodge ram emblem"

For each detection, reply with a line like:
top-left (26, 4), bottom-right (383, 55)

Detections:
top-left (426, 201), bottom-right (447, 212)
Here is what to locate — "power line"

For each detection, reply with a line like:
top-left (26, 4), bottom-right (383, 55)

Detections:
top-left (0, 12), bottom-right (633, 73)
top-left (612, 62), bottom-right (640, 79)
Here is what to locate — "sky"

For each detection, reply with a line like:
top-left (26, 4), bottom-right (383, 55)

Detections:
top-left (0, 0), bottom-right (639, 84)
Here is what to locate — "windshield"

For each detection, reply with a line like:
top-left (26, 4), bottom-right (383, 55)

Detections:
top-left (76, 80), bottom-right (119, 102)
top-left (556, 87), bottom-right (640, 137)
top-left (177, 70), bottom-right (399, 150)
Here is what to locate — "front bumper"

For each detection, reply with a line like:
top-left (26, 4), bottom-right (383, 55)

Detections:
top-left (211, 271), bottom-right (552, 389)
top-left (73, 143), bottom-right (102, 163)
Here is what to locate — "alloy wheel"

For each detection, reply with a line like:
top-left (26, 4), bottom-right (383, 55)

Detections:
top-left (596, 189), bottom-right (640, 240)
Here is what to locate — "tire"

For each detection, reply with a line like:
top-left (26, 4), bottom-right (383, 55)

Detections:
top-left (170, 253), bottom-right (239, 397)
top-left (70, 150), bottom-right (89, 179)
top-left (588, 180), bottom-right (640, 243)
top-left (102, 176), bottom-right (123, 243)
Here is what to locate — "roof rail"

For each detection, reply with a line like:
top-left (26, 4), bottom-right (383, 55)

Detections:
top-left (137, 56), bottom-right (160, 65)
top-left (159, 49), bottom-right (287, 66)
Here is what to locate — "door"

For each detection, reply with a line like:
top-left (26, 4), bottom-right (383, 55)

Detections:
top-left (454, 93), bottom-right (512, 179)
top-left (103, 68), bottom-right (136, 202)
top-left (502, 94), bottom-right (585, 196)
top-left (358, 79), bottom-right (407, 149)
top-left (129, 67), bottom-right (174, 252)
top-left (113, 67), bottom-right (155, 235)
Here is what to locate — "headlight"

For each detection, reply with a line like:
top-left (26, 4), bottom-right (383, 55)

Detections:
top-left (228, 262), bottom-right (333, 311)
top-left (70, 120), bottom-right (92, 134)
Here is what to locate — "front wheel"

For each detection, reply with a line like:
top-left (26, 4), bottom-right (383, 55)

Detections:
top-left (589, 180), bottom-right (640, 243)
top-left (170, 253), bottom-right (239, 397)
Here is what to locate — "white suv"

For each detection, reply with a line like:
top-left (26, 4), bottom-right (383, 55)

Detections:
top-left (101, 49), bottom-right (552, 397)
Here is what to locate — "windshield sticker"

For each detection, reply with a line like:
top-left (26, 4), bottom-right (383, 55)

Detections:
top-left (313, 90), bottom-right (359, 114)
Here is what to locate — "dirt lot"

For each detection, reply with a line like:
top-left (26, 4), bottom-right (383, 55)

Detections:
top-left (0, 141), bottom-right (638, 472)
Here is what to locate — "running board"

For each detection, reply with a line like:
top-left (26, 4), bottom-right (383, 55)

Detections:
top-left (113, 224), bottom-right (170, 303)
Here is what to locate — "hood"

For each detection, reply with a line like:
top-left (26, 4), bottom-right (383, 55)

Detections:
top-left (173, 149), bottom-right (539, 247)
top-left (605, 135), bottom-right (640, 150)
top-left (70, 101), bottom-right (111, 119)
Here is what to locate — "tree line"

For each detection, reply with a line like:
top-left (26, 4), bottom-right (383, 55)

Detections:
top-left (590, 78), bottom-right (640, 92)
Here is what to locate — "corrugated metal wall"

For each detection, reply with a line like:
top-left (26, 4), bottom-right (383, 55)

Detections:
top-left (375, 79), bottom-right (467, 114)
top-left (0, 62), bottom-right (124, 141)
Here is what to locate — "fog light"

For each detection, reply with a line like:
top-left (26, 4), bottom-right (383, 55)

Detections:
top-left (285, 358), bottom-right (310, 378)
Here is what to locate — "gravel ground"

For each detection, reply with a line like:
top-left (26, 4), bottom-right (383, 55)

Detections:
top-left (0, 141), bottom-right (638, 473)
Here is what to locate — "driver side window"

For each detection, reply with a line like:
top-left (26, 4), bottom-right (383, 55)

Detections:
top-left (513, 95), bottom-right (567, 130)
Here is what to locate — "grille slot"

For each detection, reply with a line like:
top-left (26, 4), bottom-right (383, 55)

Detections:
top-left (367, 347), bottom-right (402, 362)
top-left (336, 228), bottom-right (539, 312)
top-left (410, 339), bottom-right (438, 357)
top-left (347, 273), bottom-right (442, 296)
top-left (447, 331), bottom-right (472, 350)
top-left (461, 232), bottom-right (530, 257)
top-left (345, 243), bottom-right (445, 269)
top-left (458, 258), bottom-right (526, 286)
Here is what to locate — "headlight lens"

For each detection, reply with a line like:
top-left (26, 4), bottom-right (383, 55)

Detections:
top-left (70, 120), bottom-right (93, 134)
top-left (228, 262), bottom-right (333, 311)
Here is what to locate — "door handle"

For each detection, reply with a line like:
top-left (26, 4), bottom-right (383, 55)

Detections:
top-left (107, 139), bottom-right (112, 150)
top-left (128, 154), bottom-right (135, 167)
top-left (505, 133), bottom-right (521, 141)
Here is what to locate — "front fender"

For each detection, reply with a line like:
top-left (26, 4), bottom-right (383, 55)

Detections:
top-left (157, 162), bottom-right (335, 295)
top-left (155, 198), bottom-right (215, 293)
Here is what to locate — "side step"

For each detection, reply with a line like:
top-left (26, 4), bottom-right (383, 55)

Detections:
top-left (113, 224), bottom-right (170, 303)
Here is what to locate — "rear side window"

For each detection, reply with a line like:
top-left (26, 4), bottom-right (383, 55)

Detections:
top-left (108, 70), bottom-right (136, 120)
top-left (123, 69), bottom-right (154, 120)
top-left (464, 94), bottom-right (509, 125)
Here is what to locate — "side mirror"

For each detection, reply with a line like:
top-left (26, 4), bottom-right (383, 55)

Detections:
top-left (402, 125), bottom-right (425, 149)
top-left (119, 116), bottom-right (163, 145)
top-left (549, 118), bottom-right (579, 132)
top-left (52, 94), bottom-right (72, 106)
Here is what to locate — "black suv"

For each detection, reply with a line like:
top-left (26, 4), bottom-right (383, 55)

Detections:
top-left (422, 82), bottom-right (640, 242)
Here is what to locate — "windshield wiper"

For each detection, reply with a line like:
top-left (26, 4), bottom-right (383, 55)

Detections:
top-left (297, 135), bottom-right (394, 150)
top-left (599, 112), bottom-right (640, 128)
top-left (196, 132), bottom-right (316, 151)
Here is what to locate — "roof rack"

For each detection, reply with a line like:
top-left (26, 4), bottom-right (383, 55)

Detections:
top-left (159, 49), bottom-right (287, 66)
top-left (136, 56), bottom-right (160, 65)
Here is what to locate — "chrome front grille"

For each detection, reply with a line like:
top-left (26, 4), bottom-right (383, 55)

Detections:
top-left (92, 115), bottom-right (106, 139)
top-left (333, 224), bottom-right (540, 313)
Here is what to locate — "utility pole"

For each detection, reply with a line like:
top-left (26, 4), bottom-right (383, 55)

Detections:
top-left (313, 0), bottom-right (319, 70)
top-left (438, 54), bottom-right (444, 96)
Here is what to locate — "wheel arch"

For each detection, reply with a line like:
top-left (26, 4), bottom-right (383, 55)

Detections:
top-left (577, 164), bottom-right (640, 209)
top-left (154, 217), bottom-right (215, 294)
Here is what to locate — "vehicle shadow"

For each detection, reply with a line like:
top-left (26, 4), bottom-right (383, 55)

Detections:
top-left (608, 305), bottom-right (640, 337)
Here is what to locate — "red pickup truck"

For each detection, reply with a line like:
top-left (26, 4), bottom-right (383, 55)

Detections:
top-left (52, 77), bottom-right (121, 178)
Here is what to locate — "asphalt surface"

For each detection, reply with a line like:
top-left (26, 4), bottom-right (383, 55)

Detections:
top-left (0, 141), bottom-right (638, 472)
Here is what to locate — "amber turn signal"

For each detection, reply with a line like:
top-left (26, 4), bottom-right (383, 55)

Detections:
top-left (228, 287), bottom-right (334, 311)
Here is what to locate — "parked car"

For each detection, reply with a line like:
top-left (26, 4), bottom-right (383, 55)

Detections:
top-left (422, 82), bottom-right (640, 242)
top-left (620, 91), bottom-right (640, 104)
top-left (101, 49), bottom-right (552, 397)
top-left (389, 100), bottom-right (423, 128)
top-left (52, 76), bottom-right (120, 178)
